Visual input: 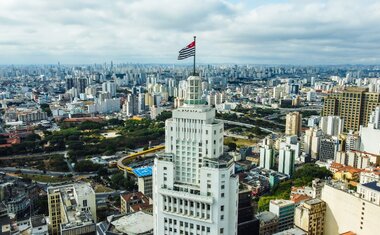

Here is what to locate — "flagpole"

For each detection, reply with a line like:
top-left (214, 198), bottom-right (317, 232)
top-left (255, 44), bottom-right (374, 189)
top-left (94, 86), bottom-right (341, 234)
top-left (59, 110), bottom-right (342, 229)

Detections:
top-left (193, 36), bottom-right (196, 75)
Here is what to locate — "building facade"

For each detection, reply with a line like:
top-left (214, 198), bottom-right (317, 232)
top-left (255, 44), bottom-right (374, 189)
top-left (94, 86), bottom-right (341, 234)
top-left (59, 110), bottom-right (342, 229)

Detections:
top-left (285, 112), bottom-right (302, 136)
top-left (269, 200), bottom-right (295, 232)
top-left (153, 76), bottom-right (239, 235)
top-left (294, 199), bottom-right (326, 235)
top-left (47, 183), bottom-right (96, 235)
top-left (322, 87), bottom-right (380, 132)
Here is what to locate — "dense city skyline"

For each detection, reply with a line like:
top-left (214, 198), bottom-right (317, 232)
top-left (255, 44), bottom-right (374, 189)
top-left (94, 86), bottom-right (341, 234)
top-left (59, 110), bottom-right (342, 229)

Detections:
top-left (1, 0), bottom-right (380, 64)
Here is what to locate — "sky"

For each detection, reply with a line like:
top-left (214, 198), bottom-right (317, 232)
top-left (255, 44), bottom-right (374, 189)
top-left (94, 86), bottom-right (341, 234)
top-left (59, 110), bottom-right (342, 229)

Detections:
top-left (1, 0), bottom-right (380, 65)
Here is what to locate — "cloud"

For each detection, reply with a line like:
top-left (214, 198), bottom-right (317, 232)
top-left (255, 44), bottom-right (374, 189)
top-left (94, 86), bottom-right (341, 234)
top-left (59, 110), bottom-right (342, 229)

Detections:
top-left (0, 0), bottom-right (379, 64)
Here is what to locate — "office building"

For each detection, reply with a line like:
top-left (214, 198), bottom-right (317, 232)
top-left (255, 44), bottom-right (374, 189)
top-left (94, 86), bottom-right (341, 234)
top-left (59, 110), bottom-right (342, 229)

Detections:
top-left (269, 200), bottom-right (295, 232)
top-left (76, 77), bottom-right (88, 94)
top-left (237, 190), bottom-right (260, 235)
top-left (47, 183), bottom-right (96, 235)
top-left (322, 87), bottom-right (380, 132)
top-left (65, 77), bottom-right (75, 91)
top-left (321, 181), bottom-right (380, 235)
top-left (285, 112), bottom-right (302, 136)
top-left (319, 137), bottom-right (339, 162)
top-left (153, 75), bottom-right (239, 235)
top-left (256, 211), bottom-right (278, 235)
top-left (294, 199), bottom-right (326, 235)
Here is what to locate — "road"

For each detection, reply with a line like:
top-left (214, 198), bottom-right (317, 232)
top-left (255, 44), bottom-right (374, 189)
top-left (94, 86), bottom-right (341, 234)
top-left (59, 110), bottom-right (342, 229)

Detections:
top-left (0, 150), bottom-right (67, 160)
top-left (216, 119), bottom-right (279, 134)
top-left (0, 167), bottom-right (96, 177)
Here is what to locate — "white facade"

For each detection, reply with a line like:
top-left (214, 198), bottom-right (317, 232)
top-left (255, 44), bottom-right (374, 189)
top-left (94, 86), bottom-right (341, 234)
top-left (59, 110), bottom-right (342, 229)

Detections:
top-left (303, 127), bottom-right (323, 160)
top-left (279, 145), bottom-right (295, 176)
top-left (153, 76), bottom-right (238, 235)
top-left (102, 81), bottom-right (117, 97)
top-left (259, 137), bottom-right (274, 170)
top-left (321, 183), bottom-right (380, 235)
top-left (87, 98), bottom-right (120, 114)
top-left (360, 168), bottom-right (380, 184)
top-left (359, 108), bottom-right (380, 155)
top-left (319, 116), bottom-right (344, 137)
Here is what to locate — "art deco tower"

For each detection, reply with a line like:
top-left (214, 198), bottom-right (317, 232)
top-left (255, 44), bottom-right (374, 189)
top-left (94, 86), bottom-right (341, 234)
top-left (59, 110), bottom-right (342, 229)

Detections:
top-left (153, 75), bottom-right (238, 235)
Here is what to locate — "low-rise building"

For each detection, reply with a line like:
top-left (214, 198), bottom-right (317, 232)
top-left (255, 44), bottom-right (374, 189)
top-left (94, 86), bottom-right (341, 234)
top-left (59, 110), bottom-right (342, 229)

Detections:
top-left (120, 192), bottom-right (152, 214)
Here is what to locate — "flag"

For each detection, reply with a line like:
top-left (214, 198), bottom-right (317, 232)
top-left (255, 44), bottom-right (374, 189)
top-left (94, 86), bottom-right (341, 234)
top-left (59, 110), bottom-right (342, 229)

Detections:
top-left (178, 40), bottom-right (195, 60)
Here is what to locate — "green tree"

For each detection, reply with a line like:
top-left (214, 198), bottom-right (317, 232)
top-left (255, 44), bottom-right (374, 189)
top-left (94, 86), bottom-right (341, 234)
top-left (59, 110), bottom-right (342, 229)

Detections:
top-left (228, 142), bottom-right (237, 151)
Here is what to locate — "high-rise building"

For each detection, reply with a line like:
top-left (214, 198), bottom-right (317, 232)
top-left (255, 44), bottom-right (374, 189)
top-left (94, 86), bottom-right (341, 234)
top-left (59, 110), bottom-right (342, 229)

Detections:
top-left (359, 106), bottom-right (380, 155)
top-left (294, 199), bottom-right (326, 235)
top-left (319, 136), bottom-right (340, 162)
top-left (278, 145), bottom-right (295, 176)
top-left (259, 137), bottom-right (275, 170)
top-left (322, 87), bottom-right (380, 132)
top-left (303, 127), bottom-right (323, 160)
top-left (285, 112), bottom-right (302, 136)
top-left (124, 94), bottom-right (138, 116)
top-left (76, 77), bottom-right (88, 94)
top-left (237, 190), bottom-right (260, 235)
top-left (269, 200), bottom-right (295, 232)
top-left (102, 81), bottom-right (117, 97)
top-left (65, 77), bottom-right (74, 91)
top-left (47, 183), bottom-right (96, 235)
top-left (153, 75), bottom-right (238, 235)
top-left (319, 116), bottom-right (344, 136)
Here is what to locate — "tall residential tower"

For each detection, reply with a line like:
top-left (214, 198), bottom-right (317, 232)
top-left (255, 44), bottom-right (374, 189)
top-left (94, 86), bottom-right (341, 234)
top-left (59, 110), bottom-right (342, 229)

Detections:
top-left (153, 75), bottom-right (239, 235)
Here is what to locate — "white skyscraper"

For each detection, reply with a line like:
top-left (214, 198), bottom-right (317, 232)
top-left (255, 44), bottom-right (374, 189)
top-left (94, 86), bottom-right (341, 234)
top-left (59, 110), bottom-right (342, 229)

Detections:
top-left (102, 81), bottom-right (117, 97)
top-left (260, 137), bottom-right (275, 170)
top-left (153, 75), bottom-right (238, 235)
top-left (319, 116), bottom-right (344, 136)
top-left (279, 145), bottom-right (295, 176)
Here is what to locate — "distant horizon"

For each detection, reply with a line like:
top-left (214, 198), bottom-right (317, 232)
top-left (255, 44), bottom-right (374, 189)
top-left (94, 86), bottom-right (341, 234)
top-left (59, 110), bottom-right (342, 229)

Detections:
top-left (1, 62), bottom-right (380, 67)
top-left (1, 0), bottom-right (380, 64)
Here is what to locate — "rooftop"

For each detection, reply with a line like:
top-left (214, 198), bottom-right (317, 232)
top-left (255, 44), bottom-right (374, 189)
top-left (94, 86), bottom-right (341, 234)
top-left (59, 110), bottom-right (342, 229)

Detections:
top-left (273, 227), bottom-right (307, 235)
top-left (361, 181), bottom-right (380, 192)
top-left (110, 211), bottom-right (153, 234)
top-left (270, 199), bottom-right (295, 207)
top-left (256, 211), bottom-right (278, 223)
top-left (133, 166), bottom-right (153, 178)
top-left (304, 198), bottom-right (323, 205)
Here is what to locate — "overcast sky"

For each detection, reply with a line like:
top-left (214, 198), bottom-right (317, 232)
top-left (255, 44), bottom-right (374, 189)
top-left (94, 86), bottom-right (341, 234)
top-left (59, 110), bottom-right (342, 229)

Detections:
top-left (1, 0), bottom-right (380, 65)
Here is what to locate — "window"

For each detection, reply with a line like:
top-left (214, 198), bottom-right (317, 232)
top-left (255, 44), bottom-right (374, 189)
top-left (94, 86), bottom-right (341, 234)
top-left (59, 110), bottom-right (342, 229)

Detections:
top-left (83, 200), bottom-right (87, 207)
top-left (221, 205), bottom-right (224, 211)
top-left (220, 228), bottom-right (224, 234)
